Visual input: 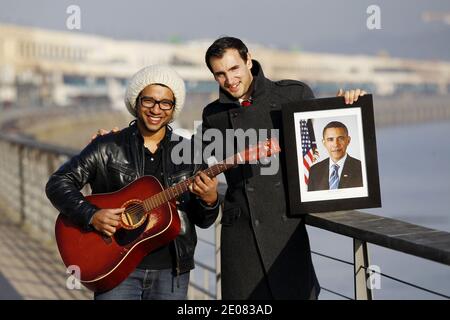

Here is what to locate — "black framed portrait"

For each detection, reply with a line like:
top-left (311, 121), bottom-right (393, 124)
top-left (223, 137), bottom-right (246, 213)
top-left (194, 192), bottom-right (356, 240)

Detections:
top-left (281, 94), bottom-right (381, 215)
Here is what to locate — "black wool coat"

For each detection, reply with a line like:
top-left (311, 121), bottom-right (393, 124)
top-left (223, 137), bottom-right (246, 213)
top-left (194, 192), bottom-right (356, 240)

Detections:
top-left (201, 60), bottom-right (320, 299)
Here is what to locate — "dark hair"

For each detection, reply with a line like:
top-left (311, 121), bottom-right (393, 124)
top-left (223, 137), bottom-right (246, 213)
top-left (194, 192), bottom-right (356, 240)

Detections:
top-left (205, 37), bottom-right (249, 72)
top-left (322, 121), bottom-right (348, 138)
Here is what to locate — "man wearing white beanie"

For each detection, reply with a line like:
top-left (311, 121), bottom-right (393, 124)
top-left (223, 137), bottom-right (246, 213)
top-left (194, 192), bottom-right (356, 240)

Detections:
top-left (46, 65), bottom-right (219, 300)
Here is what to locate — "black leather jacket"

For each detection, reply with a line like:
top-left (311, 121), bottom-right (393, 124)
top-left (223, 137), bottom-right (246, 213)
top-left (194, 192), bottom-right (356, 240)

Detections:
top-left (46, 122), bottom-right (220, 274)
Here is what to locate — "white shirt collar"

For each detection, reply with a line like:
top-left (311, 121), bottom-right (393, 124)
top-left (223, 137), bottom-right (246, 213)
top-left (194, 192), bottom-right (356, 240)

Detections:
top-left (238, 97), bottom-right (252, 104)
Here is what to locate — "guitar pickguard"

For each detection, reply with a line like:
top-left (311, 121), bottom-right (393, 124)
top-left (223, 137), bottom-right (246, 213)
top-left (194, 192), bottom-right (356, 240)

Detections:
top-left (114, 216), bottom-right (149, 246)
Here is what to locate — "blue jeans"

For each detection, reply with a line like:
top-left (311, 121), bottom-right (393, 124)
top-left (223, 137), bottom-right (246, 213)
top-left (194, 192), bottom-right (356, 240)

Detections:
top-left (94, 268), bottom-right (190, 300)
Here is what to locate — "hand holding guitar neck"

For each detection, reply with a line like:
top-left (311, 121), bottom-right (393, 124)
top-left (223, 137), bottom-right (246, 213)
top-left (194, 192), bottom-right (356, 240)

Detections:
top-left (189, 171), bottom-right (218, 206)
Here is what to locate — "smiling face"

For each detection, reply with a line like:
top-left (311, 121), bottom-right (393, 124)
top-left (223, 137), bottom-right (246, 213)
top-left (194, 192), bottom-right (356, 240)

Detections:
top-left (322, 127), bottom-right (351, 163)
top-left (136, 84), bottom-right (175, 136)
top-left (209, 48), bottom-right (254, 100)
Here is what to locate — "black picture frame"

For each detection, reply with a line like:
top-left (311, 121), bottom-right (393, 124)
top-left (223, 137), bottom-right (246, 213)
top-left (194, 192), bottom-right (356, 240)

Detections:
top-left (281, 94), bottom-right (381, 215)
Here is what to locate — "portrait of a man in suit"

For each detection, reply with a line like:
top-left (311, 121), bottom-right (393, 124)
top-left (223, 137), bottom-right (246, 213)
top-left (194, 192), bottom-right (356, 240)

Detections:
top-left (308, 121), bottom-right (363, 191)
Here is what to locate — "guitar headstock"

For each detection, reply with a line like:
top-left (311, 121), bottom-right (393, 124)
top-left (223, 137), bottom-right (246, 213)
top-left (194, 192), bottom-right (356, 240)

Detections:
top-left (237, 138), bottom-right (281, 163)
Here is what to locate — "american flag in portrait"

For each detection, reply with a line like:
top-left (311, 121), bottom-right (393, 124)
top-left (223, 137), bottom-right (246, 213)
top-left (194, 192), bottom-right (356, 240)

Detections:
top-left (300, 119), bottom-right (317, 185)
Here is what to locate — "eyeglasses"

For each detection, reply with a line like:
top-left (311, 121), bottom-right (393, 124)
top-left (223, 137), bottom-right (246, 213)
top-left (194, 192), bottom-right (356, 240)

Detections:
top-left (139, 96), bottom-right (175, 111)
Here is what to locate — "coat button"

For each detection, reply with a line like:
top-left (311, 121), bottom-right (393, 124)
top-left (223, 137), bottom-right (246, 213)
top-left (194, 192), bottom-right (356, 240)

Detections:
top-left (254, 219), bottom-right (260, 227)
top-left (247, 186), bottom-right (254, 192)
top-left (281, 215), bottom-right (288, 222)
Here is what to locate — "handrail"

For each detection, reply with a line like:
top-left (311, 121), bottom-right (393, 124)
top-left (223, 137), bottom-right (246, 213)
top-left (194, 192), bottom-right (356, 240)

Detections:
top-left (0, 132), bottom-right (77, 157)
top-left (304, 211), bottom-right (450, 266)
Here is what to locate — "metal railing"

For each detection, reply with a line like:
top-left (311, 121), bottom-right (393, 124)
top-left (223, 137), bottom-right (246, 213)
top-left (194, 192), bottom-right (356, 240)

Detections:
top-left (0, 131), bottom-right (449, 300)
top-left (187, 210), bottom-right (222, 300)
top-left (305, 211), bottom-right (450, 300)
top-left (189, 209), bottom-right (450, 300)
top-left (0, 132), bottom-right (76, 240)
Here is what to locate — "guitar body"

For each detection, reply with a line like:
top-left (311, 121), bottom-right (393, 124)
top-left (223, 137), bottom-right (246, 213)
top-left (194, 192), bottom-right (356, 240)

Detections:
top-left (53, 138), bottom-right (280, 293)
top-left (55, 176), bottom-right (181, 292)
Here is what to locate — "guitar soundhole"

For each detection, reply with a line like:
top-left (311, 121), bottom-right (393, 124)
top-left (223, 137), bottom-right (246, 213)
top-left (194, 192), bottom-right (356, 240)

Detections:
top-left (121, 200), bottom-right (146, 229)
top-left (115, 217), bottom-right (148, 247)
top-left (114, 200), bottom-right (149, 246)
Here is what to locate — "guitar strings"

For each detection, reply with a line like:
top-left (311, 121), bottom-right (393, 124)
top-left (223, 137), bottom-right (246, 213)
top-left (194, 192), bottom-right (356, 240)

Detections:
top-left (124, 176), bottom-right (196, 217)
top-left (123, 177), bottom-right (192, 219)
top-left (120, 163), bottom-right (234, 219)
top-left (118, 145), bottom-right (271, 223)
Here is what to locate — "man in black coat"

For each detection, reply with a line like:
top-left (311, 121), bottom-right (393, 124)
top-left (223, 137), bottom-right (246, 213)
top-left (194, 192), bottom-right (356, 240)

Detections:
top-left (308, 121), bottom-right (363, 191)
top-left (202, 37), bottom-right (366, 299)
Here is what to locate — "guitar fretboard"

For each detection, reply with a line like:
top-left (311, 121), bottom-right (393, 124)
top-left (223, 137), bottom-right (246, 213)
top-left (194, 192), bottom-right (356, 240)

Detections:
top-left (140, 137), bottom-right (279, 212)
top-left (142, 161), bottom-right (235, 212)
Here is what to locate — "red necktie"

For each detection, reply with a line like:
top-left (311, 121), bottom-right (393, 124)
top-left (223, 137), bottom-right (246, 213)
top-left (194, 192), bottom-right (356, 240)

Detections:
top-left (241, 100), bottom-right (252, 107)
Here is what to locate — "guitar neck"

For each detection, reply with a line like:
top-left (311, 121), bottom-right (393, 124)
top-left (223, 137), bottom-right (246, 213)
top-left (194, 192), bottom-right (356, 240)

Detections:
top-left (143, 159), bottom-right (235, 211)
top-left (142, 137), bottom-right (280, 211)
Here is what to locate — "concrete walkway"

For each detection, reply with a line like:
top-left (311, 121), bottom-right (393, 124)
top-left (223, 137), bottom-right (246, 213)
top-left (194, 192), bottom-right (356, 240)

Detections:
top-left (0, 214), bottom-right (92, 300)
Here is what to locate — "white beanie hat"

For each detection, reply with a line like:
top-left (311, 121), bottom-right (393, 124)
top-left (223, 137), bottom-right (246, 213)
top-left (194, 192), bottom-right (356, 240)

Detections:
top-left (124, 65), bottom-right (186, 119)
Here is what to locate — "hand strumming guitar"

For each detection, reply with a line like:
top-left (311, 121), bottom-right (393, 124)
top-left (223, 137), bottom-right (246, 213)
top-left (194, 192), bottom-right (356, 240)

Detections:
top-left (91, 208), bottom-right (124, 237)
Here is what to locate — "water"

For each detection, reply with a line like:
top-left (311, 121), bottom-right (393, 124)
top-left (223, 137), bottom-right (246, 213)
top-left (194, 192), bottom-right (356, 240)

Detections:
top-left (195, 121), bottom-right (450, 299)
top-left (309, 121), bottom-right (450, 299)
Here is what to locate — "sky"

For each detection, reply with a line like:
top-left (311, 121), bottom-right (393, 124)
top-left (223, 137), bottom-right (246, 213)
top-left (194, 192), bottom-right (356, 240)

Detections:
top-left (0, 0), bottom-right (449, 60)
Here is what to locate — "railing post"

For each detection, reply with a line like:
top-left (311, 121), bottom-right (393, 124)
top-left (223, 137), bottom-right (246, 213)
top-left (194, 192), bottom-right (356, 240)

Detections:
top-left (18, 145), bottom-right (26, 225)
top-left (203, 270), bottom-right (209, 300)
top-left (215, 204), bottom-right (222, 300)
top-left (353, 238), bottom-right (373, 300)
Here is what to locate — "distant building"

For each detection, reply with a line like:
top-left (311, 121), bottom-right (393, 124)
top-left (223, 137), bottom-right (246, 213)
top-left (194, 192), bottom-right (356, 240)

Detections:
top-left (1, 23), bottom-right (449, 109)
top-left (0, 23), bottom-right (211, 109)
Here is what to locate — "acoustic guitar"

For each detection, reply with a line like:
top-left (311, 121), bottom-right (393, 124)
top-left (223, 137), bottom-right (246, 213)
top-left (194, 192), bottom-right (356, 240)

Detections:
top-left (55, 138), bottom-right (280, 292)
